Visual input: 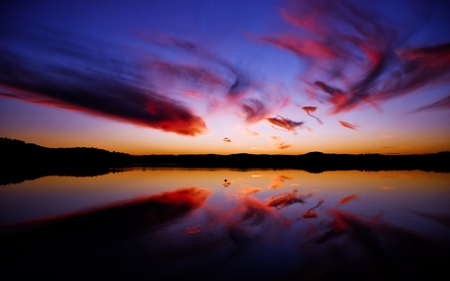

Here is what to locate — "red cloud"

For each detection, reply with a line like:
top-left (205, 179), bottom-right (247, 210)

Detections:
top-left (0, 31), bottom-right (210, 137)
top-left (278, 143), bottom-right (292, 150)
top-left (267, 116), bottom-right (304, 132)
top-left (339, 120), bottom-right (357, 130)
top-left (1, 83), bottom-right (207, 136)
top-left (255, 0), bottom-right (450, 114)
top-left (302, 106), bottom-right (323, 124)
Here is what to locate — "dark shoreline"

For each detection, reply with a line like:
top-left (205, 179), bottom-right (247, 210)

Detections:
top-left (1, 137), bottom-right (449, 185)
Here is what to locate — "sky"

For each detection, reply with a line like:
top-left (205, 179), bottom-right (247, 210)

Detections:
top-left (1, 0), bottom-right (450, 155)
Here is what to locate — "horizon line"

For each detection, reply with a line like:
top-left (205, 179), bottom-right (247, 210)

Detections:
top-left (1, 137), bottom-right (449, 157)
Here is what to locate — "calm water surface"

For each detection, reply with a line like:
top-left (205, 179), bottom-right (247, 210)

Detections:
top-left (1, 168), bottom-right (450, 280)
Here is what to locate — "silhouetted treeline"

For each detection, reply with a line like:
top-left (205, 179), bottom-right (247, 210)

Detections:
top-left (0, 138), bottom-right (133, 185)
top-left (1, 137), bottom-right (449, 185)
top-left (137, 151), bottom-right (450, 172)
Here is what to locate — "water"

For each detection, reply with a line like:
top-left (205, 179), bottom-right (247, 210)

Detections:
top-left (1, 168), bottom-right (450, 280)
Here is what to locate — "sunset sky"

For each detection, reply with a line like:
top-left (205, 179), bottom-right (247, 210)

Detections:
top-left (1, 0), bottom-right (450, 155)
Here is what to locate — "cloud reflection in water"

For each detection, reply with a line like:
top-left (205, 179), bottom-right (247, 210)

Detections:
top-left (1, 185), bottom-right (449, 280)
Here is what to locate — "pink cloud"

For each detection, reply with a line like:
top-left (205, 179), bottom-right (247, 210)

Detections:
top-left (339, 120), bottom-right (357, 130)
top-left (267, 116), bottom-right (304, 132)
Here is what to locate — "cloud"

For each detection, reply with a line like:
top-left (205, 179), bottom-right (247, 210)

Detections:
top-left (270, 135), bottom-right (293, 150)
top-left (381, 43), bottom-right (450, 99)
top-left (223, 137), bottom-right (231, 143)
top-left (277, 143), bottom-right (292, 150)
top-left (410, 94), bottom-right (450, 113)
top-left (145, 34), bottom-right (291, 124)
top-left (184, 224), bottom-right (201, 234)
top-left (149, 59), bottom-right (227, 91)
top-left (267, 116), bottom-right (304, 132)
top-left (246, 128), bottom-right (260, 136)
top-left (255, 0), bottom-right (450, 114)
top-left (184, 91), bottom-right (203, 99)
top-left (302, 106), bottom-right (323, 124)
top-left (242, 99), bottom-right (272, 123)
top-left (0, 28), bottom-right (290, 136)
top-left (0, 32), bottom-right (207, 136)
top-left (339, 120), bottom-right (357, 130)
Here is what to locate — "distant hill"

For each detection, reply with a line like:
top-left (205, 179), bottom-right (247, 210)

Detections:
top-left (1, 137), bottom-right (449, 185)
top-left (0, 137), bottom-right (133, 168)
top-left (0, 137), bottom-right (133, 185)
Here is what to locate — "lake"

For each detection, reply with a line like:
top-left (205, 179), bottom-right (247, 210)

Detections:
top-left (1, 168), bottom-right (450, 280)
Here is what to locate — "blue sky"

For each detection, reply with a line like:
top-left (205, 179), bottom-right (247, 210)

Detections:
top-left (1, 0), bottom-right (450, 154)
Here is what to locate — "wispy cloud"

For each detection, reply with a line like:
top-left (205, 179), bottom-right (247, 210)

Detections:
top-left (267, 116), bottom-right (304, 133)
top-left (144, 34), bottom-right (289, 124)
top-left (302, 106), bottom-right (323, 124)
top-left (0, 28), bottom-right (289, 136)
top-left (270, 135), bottom-right (293, 150)
top-left (254, 0), bottom-right (450, 114)
top-left (246, 128), bottom-right (260, 136)
top-left (339, 120), bottom-right (357, 130)
top-left (410, 95), bottom-right (450, 113)
top-left (277, 143), bottom-right (292, 150)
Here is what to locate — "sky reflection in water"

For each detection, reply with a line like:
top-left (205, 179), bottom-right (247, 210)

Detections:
top-left (1, 168), bottom-right (450, 280)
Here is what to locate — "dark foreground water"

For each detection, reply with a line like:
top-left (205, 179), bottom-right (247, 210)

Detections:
top-left (1, 168), bottom-right (450, 280)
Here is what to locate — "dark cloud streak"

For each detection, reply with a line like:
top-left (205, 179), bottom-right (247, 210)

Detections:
top-left (267, 116), bottom-right (303, 132)
top-left (302, 106), bottom-right (323, 124)
top-left (0, 31), bottom-right (208, 136)
top-left (410, 95), bottom-right (450, 113)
